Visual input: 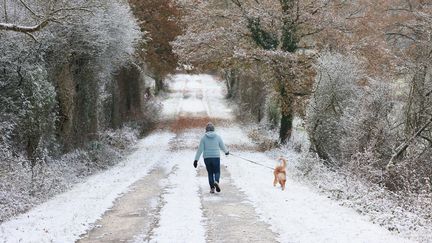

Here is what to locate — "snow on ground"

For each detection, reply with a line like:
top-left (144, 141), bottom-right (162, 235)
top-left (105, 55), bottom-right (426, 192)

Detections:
top-left (167, 74), bottom-right (412, 243)
top-left (168, 74), bottom-right (413, 242)
top-left (0, 132), bottom-right (174, 243)
top-left (149, 151), bottom-right (206, 243)
top-left (0, 74), bottom-right (415, 243)
top-left (160, 90), bottom-right (182, 119)
top-left (225, 144), bottom-right (413, 243)
top-left (166, 74), bottom-right (233, 119)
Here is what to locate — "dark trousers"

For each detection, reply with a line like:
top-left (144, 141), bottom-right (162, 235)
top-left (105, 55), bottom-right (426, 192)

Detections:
top-left (204, 157), bottom-right (220, 188)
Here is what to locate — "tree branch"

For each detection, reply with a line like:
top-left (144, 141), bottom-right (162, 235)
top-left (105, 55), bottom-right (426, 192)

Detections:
top-left (49, 7), bottom-right (93, 16)
top-left (387, 116), bottom-right (432, 169)
top-left (3, 0), bottom-right (7, 22)
top-left (290, 91), bottom-right (312, 96)
top-left (23, 31), bottom-right (37, 41)
top-left (300, 28), bottom-right (324, 38)
top-left (19, 0), bottom-right (40, 17)
top-left (385, 32), bottom-right (416, 42)
top-left (0, 19), bottom-right (50, 33)
top-left (230, 0), bottom-right (242, 8)
top-left (0, 4), bottom-right (93, 36)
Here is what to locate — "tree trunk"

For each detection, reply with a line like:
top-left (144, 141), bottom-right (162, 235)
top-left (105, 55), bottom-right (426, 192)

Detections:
top-left (155, 76), bottom-right (164, 95)
top-left (308, 118), bottom-right (333, 164)
top-left (257, 106), bottom-right (263, 123)
top-left (55, 62), bottom-right (76, 152)
top-left (279, 111), bottom-right (293, 144)
top-left (277, 79), bottom-right (294, 144)
top-left (225, 69), bottom-right (238, 99)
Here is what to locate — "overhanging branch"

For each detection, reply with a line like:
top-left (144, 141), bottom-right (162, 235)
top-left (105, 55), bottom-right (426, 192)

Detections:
top-left (0, 19), bottom-right (50, 33)
top-left (0, 4), bottom-right (94, 36)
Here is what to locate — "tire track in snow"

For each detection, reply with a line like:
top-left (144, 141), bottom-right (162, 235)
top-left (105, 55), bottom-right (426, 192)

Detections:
top-left (132, 164), bottom-right (178, 243)
top-left (149, 151), bottom-right (206, 243)
top-left (78, 166), bottom-right (171, 243)
top-left (198, 165), bottom-right (279, 243)
top-left (162, 75), bottom-right (279, 242)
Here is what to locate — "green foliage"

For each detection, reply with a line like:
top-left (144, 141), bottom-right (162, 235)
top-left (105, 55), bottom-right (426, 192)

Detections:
top-left (247, 18), bottom-right (279, 50)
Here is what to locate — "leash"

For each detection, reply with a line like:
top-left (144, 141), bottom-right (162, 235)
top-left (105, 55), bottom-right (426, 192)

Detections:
top-left (229, 153), bottom-right (274, 170)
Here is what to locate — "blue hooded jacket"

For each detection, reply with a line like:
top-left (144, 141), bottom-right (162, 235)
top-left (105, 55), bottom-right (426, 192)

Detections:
top-left (194, 131), bottom-right (228, 161)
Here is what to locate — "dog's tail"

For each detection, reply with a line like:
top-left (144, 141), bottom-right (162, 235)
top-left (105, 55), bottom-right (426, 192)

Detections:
top-left (279, 157), bottom-right (287, 168)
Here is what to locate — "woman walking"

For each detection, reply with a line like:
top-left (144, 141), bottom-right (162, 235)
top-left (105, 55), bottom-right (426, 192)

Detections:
top-left (194, 122), bottom-right (229, 193)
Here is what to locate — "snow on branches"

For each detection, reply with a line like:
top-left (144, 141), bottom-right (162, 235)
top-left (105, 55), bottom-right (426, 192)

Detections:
top-left (0, 0), bottom-right (142, 167)
top-left (0, 0), bottom-right (95, 40)
top-left (0, 0), bottom-right (149, 223)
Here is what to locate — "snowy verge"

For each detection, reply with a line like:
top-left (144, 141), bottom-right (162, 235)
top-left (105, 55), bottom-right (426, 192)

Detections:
top-left (216, 124), bottom-right (411, 243)
top-left (225, 151), bottom-right (413, 243)
top-left (0, 132), bottom-right (174, 243)
top-left (238, 121), bottom-right (428, 242)
top-left (284, 151), bottom-right (432, 243)
top-left (0, 127), bottom-right (140, 222)
top-left (250, 118), bottom-right (431, 242)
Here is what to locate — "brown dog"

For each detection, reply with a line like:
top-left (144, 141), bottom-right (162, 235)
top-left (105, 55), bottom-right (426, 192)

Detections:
top-left (273, 157), bottom-right (287, 190)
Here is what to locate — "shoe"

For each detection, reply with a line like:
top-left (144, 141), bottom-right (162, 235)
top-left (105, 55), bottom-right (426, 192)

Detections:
top-left (210, 188), bottom-right (215, 194)
top-left (214, 182), bottom-right (221, 192)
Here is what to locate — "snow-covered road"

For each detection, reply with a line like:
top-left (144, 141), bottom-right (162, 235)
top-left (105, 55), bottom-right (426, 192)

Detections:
top-left (0, 74), bottom-right (413, 243)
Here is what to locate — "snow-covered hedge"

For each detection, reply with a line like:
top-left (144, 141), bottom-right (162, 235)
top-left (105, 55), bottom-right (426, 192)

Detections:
top-left (0, 0), bottom-right (160, 222)
top-left (0, 127), bottom-right (139, 222)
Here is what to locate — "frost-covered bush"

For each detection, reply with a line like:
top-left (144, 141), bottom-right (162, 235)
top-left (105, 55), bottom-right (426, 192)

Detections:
top-left (0, 35), bottom-right (58, 164)
top-left (0, 126), bottom-right (139, 223)
top-left (305, 51), bottom-right (430, 194)
top-left (306, 51), bottom-right (364, 163)
top-left (1, 0), bottom-right (143, 156)
top-left (0, 0), bottom-right (156, 222)
top-left (86, 127), bottom-right (139, 169)
top-left (0, 160), bottom-right (34, 222)
top-left (340, 80), bottom-right (395, 161)
top-left (139, 99), bottom-right (163, 134)
top-left (286, 117), bottom-right (310, 153)
top-left (300, 51), bottom-right (432, 242)
top-left (100, 127), bottom-right (139, 150)
top-left (383, 151), bottom-right (432, 194)
top-left (292, 151), bottom-right (432, 242)
top-left (306, 51), bottom-right (395, 165)
top-left (0, 121), bottom-right (14, 162)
